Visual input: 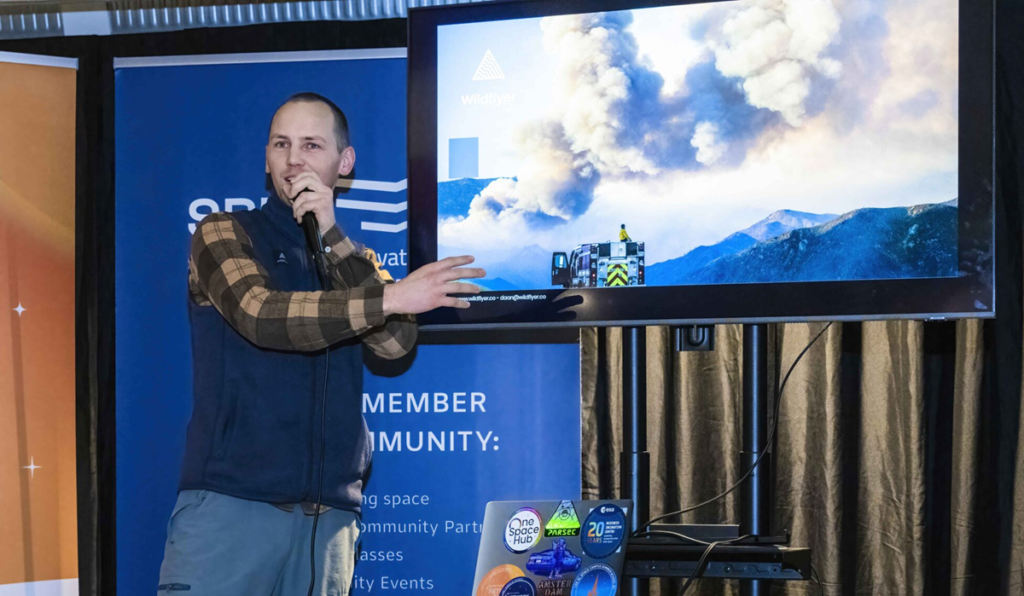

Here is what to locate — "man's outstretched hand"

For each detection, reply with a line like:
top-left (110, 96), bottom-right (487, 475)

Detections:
top-left (383, 256), bottom-right (486, 316)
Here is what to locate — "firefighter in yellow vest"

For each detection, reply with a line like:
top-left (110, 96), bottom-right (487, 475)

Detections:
top-left (619, 224), bottom-right (631, 242)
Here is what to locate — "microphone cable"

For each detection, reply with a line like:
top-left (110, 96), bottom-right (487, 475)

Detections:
top-left (306, 343), bottom-right (331, 596)
top-left (306, 239), bottom-right (332, 596)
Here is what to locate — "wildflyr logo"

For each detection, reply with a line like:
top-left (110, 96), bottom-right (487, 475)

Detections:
top-left (473, 49), bottom-right (505, 81)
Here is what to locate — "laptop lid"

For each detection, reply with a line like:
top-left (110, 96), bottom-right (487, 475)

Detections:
top-left (472, 499), bottom-right (633, 596)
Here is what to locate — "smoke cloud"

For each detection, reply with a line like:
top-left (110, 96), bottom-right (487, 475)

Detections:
top-left (691, 122), bottom-right (728, 165)
top-left (710, 0), bottom-right (842, 126)
top-left (444, 0), bottom-right (876, 246)
top-left (443, 12), bottom-right (646, 240)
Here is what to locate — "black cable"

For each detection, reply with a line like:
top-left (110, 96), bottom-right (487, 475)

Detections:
top-left (676, 540), bottom-right (723, 596)
top-left (307, 250), bottom-right (332, 596)
top-left (306, 346), bottom-right (331, 596)
top-left (633, 322), bottom-right (833, 535)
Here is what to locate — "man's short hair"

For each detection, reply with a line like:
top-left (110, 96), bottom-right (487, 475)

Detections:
top-left (274, 92), bottom-right (351, 151)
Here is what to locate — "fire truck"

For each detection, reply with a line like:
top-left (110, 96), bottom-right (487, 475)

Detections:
top-left (551, 240), bottom-right (645, 288)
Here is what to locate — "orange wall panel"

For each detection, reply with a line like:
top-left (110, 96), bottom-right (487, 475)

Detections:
top-left (0, 58), bottom-right (77, 587)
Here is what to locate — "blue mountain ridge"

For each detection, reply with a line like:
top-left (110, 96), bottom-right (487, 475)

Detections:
top-left (655, 201), bottom-right (958, 285)
top-left (442, 179), bottom-right (958, 289)
top-left (647, 210), bottom-right (837, 285)
top-left (735, 210), bottom-right (839, 241)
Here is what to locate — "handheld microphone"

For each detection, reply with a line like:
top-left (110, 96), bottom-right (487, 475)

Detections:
top-left (294, 187), bottom-right (326, 256)
top-left (302, 211), bottom-right (326, 256)
top-left (293, 188), bottom-right (329, 289)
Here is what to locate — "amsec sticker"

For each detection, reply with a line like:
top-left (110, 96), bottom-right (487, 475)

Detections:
top-left (570, 564), bottom-right (618, 596)
top-left (580, 505), bottom-right (626, 559)
top-left (505, 508), bottom-right (544, 553)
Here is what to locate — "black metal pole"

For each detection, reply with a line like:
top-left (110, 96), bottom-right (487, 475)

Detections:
top-left (621, 327), bottom-right (650, 596)
top-left (741, 324), bottom-right (771, 596)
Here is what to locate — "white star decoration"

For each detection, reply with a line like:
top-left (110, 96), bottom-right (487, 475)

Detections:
top-left (23, 457), bottom-right (41, 478)
top-left (13, 303), bottom-right (26, 317)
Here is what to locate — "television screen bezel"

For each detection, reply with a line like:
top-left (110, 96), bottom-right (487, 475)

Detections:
top-left (408, 0), bottom-right (995, 330)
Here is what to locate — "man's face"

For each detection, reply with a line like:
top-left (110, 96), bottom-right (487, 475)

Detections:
top-left (266, 101), bottom-right (355, 202)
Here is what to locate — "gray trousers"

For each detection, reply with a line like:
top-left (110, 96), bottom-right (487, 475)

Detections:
top-left (157, 490), bottom-right (360, 596)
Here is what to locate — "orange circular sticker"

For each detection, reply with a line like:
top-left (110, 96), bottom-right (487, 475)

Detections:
top-left (477, 564), bottom-right (526, 596)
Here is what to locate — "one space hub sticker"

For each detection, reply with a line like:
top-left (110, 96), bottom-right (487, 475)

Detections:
top-left (505, 507), bottom-right (544, 553)
top-left (581, 504), bottom-right (626, 559)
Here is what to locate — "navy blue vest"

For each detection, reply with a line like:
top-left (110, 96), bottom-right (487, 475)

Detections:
top-left (180, 195), bottom-right (369, 512)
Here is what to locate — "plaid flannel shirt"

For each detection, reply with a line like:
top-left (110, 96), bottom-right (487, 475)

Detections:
top-left (188, 211), bottom-right (417, 359)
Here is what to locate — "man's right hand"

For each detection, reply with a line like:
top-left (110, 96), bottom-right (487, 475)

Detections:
top-left (382, 256), bottom-right (486, 316)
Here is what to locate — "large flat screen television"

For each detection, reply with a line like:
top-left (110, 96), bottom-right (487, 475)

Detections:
top-left (408, 0), bottom-right (994, 329)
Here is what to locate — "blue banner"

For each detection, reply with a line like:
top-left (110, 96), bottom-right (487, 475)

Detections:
top-left (359, 344), bottom-right (581, 594)
top-left (114, 50), bottom-right (580, 596)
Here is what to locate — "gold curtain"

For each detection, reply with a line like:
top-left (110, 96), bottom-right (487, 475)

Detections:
top-left (581, 319), bottom-right (1024, 595)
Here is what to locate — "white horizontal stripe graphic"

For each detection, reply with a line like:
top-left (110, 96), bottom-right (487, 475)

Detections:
top-left (0, 52), bottom-right (78, 69)
top-left (335, 179), bottom-right (408, 193)
top-left (115, 48), bottom-right (405, 69)
top-left (0, 579), bottom-right (78, 596)
top-left (361, 221), bottom-right (408, 234)
top-left (336, 199), bottom-right (408, 213)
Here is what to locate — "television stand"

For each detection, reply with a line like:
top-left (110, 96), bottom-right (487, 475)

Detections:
top-left (619, 324), bottom-right (812, 595)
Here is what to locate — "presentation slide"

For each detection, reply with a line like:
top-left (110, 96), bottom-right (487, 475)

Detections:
top-left (436, 0), bottom-right (959, 291)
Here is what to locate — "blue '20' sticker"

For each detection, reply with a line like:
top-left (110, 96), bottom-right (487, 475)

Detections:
top-left (580, 505), bottom-right (626, 559)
